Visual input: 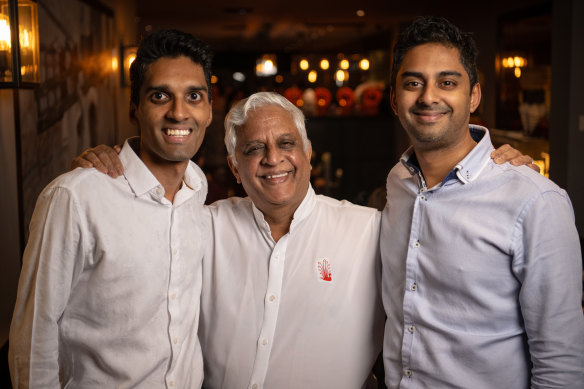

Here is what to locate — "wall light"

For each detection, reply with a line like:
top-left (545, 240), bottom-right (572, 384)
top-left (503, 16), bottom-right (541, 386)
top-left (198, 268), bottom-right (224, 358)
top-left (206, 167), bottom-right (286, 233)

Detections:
top-left (299, 58), bottom-right (309, 71)
top-left (0, 0), bottom-right (40, 88)
top-left (320, 58), bottom-right (329, 70)
top-left (120, 44), bottom-right (137, 87)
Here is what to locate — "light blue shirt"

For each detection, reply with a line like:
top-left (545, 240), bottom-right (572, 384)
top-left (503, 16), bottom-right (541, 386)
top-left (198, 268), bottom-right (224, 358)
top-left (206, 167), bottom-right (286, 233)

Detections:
top-left (381, 125), bottom-right (584, 388)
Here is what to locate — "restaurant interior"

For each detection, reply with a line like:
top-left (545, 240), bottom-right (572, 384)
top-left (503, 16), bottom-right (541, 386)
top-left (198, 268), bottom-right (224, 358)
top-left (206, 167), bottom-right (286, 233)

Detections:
top-left (1, 0), bottom-right (582, 385)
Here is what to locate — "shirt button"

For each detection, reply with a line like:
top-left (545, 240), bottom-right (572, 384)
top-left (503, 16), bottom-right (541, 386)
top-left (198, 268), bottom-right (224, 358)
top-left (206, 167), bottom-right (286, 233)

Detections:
top-left (171, 293), bottom-right (177, 300)
top-left (405, 369), bottom-right (413, 377)
top-left (168, 381), bottom-right (174, 387)
top-left (408, 325), bottom-right (415, 333)
top-left (413, 241), bottom-right (420, 248)
top-left (262, 338), bottom-right (268, 346)
top-left (410, 283), bottom-right (418, 291)
top-left (269, 295), bottom-right (276, 302)
top-left (173, 338), bottom-right (178, 344)
top-left (156, 188), bottom-right (163, 196)
top-left (172, 248), bottom-right (178, 255)
top-left (251, 384), bottom-right (258, 389)
top-left (420, 194), bottom-right (426, 201)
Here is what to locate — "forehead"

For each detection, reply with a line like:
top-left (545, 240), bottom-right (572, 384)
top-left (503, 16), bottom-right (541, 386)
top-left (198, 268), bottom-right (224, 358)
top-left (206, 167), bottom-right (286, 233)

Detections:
top-left (399, 43), bottom-right (467, 78)
top-left (237, 105), bottom-right (299, 141)
top-left (142, 56), bottom-right (206, 87)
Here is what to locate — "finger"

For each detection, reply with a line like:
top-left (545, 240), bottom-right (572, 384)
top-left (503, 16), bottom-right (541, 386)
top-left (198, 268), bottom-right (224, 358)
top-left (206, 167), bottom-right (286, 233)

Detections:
top-left (509, 155), bottom-right (534, 166)
top-left (71, 156), bottom-right (94, 170)
top-left (82, 150), bottom-right (110, 174)
top-left (490, 144), bottom-right (512, 161)
top-left (91, 145), bottom-right (124, 177)
top-left (491, 144), bottom-right (524, 164)
top-left (527, 163), bottom-right (541, 174)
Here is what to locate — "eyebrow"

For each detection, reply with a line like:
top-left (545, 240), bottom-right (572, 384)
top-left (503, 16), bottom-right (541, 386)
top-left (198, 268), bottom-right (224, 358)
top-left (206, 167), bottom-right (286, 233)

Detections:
top-left (400, 70), bottom-right (463, 79)
top-left (144, 85), bottom-right (209, 95)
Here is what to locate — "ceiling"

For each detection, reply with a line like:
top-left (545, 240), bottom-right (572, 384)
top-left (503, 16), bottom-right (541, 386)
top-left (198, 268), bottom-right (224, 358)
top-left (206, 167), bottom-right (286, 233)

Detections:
top-left (133, 1), bottom-right (429, 53)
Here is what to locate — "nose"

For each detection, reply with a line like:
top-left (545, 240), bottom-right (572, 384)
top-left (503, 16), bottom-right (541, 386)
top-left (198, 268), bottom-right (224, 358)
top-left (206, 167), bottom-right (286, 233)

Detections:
top-left (166, 98), bottom-right (189, 121)
top-left (417, 84), bottom-right (439, 106)
top-left (262, 146), bottom-right (284, 166)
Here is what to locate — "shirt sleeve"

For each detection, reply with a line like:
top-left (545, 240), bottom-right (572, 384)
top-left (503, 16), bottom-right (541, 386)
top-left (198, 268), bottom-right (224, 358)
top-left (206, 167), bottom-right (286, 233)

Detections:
top-left (9, 185), bottom-right (87, 388)
top-left (512, 189), bottom-right (584, 388)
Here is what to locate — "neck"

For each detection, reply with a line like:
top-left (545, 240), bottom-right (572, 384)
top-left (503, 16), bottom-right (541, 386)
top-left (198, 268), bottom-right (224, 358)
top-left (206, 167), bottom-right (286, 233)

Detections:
top-left (414, 132), bottom-right (477, 189)
top-left (263, 208), bottom-right (295, 242)
top-left (141, 157), bottom-right (189, 203)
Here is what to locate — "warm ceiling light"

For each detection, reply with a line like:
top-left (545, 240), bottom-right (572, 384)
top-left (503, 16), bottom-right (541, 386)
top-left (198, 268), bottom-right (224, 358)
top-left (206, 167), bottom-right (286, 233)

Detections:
top-left (256, 54), bottom-right (277, 76)
top-left (359, 58), bottom-right (370, 70)
top-left (340, 59), bottom-right (349, 70)
top-left (308, 70), bottom-right (317, 83)
top-left (211, 75), bottom-right (218, 84)
top-left (299, 59), bottom-right (309, 70)
top-left (275, 74), bottom-right (283, 83)
top-left (320, 59), bottom-right (329, 70)
top-left (356, 9), bottom-right (365, 17)
top-left (335, 69), bottom-right (346, 82)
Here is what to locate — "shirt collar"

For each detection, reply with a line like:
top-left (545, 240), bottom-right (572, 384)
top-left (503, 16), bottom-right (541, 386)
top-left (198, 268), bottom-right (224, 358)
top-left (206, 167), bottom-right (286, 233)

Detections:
top-left (119, 137), bottom-right (205, 200)
top-left (251, 184), bottom-right (317, 239)
top-left (400, 125), bottom-right (494, 190)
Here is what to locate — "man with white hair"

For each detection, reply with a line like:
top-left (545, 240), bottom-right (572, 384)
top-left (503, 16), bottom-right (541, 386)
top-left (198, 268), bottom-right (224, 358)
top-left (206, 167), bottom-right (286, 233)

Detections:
top-left (198, 92), bottom-right (385, 388)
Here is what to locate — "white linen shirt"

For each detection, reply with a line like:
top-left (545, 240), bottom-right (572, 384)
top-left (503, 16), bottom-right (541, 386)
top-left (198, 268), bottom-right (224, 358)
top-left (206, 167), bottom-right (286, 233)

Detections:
top-left (381, 126), bottom-right (584, 388)
top-left (9, 138), bottom-right (208, 389)
top-left (199, 186), bottom-right (384, 389)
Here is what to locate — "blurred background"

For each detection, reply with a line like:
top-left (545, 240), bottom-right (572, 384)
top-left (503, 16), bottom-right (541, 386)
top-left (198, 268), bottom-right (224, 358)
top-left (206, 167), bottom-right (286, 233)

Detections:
top-left (1, 0), bottom-right (583, 385)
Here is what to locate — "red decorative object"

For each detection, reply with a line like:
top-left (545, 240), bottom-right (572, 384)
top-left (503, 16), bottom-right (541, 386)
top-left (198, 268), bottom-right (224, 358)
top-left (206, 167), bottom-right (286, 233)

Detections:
top-left (336, 87), bottom-right (355, 116)
top-left (361, 87), bottom-right (383, 116)
top-left (314, 87), bottom-right (332, 116)
top-left (284, 86), bottom-right (304, 108)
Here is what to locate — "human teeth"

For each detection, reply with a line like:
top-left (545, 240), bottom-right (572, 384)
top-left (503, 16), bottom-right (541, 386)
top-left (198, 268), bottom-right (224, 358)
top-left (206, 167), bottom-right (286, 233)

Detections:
top-left (165, 128), bottom-right (190, 136)
top-left (266, 172), bottom-right (288, 179)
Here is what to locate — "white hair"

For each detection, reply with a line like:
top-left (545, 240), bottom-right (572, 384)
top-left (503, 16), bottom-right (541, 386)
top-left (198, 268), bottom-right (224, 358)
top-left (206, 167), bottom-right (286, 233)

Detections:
top-left (224, 92), bottom-right (310, 165)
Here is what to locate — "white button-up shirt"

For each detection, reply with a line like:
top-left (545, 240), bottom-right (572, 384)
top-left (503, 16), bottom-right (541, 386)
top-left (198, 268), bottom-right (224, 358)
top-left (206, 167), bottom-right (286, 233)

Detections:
top-left (9, 138), bottom-right (208, 388)
top-left (200, 186), bottom-right (384, 389)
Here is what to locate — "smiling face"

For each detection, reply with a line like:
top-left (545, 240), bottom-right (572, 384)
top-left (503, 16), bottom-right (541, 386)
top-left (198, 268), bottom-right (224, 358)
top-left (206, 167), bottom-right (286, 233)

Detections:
top-left (228, 104), bottom-right (312, 218)
top-left (132, 55), bottom-right (212, 170)
top-left (391, 43), bottom-right (481, 152)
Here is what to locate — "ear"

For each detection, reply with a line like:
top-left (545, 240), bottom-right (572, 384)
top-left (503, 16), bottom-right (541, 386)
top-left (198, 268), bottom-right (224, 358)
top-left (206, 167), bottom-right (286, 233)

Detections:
top-left (470, 83), bottom-right (482, 113)
top-left (227, 155), bottom-right (241, 184)
top-left (129, 103), bottom-right (138, 124)
top-left (205, 101), bottom-right (213, 128)
top-left (390, 86), bottom-right (398, 115)
top-left (306, 140), bottom-right (313, 169)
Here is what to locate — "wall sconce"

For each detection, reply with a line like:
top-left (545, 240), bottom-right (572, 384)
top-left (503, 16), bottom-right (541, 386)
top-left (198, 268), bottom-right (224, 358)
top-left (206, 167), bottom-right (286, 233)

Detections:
top-left (120, 44), bottom-right (137, 87)
top-left (255, 54), bottom-right (277, 77)
top-left (0, 0), bottom-right (40, 88)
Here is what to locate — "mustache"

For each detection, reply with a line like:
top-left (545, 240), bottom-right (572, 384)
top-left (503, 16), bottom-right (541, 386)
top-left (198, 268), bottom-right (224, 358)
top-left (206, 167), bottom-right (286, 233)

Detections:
top-left (410, 103), bottom-right (451, 114)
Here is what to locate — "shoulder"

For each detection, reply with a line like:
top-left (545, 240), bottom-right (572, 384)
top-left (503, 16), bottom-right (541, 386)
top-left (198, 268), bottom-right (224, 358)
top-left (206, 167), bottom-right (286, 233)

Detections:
top-left (314, 194), bottom-right (380, 222)
top-left (207, 196), bottom-right (254, 218)
top-left (42, 167), bottom-right (118, 197)
top-left (492, 163), bottom-right (568, 198)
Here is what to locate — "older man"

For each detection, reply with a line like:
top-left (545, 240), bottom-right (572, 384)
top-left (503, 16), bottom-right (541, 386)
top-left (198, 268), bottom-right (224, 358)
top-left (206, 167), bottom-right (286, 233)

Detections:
top-left (198, 92), bottom-right (384, 388)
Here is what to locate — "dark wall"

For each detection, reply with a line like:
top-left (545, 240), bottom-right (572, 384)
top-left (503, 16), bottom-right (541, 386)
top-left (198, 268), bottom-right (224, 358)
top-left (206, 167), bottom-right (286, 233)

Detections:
top-left (306, 114), bottom-right (408, 205)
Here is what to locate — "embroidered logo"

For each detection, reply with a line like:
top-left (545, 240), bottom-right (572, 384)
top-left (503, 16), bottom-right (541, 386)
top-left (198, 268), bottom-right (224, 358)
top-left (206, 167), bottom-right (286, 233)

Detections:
top-left (316, 258), bottom-right (332, 282)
